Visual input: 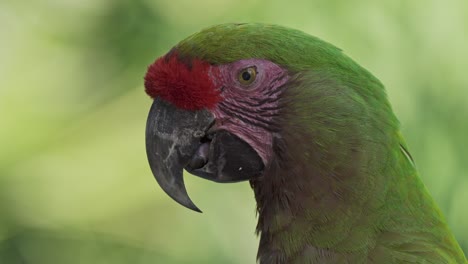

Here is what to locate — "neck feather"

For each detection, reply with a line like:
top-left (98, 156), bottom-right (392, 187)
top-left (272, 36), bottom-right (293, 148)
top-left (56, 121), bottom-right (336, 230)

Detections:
top-left (250, 131), bottom-right (387, 263)
top-left (250, 132), bottom-right (463, 263)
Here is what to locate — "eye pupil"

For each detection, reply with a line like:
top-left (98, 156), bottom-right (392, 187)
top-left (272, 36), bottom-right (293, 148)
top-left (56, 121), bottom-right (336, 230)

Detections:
top-left (242, 71), bottom-right (251, 81)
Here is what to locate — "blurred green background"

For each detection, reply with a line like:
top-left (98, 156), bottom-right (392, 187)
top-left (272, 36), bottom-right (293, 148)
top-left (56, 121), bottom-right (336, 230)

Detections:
top-left (1, 0), bottom-right (467, 263)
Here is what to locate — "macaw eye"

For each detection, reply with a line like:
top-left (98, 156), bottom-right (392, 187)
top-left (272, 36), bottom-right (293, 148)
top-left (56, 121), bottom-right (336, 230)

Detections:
top-left (238, 66), bottom-right (257, 86)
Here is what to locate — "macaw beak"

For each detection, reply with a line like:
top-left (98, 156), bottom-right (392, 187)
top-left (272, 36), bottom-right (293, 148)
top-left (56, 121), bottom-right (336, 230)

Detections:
top-left (145, 98), bottom-right (264, 212)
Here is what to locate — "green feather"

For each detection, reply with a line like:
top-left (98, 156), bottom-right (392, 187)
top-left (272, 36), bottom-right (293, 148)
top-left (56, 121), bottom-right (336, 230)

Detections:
top-left (176, 23), bottom-right (467, 263)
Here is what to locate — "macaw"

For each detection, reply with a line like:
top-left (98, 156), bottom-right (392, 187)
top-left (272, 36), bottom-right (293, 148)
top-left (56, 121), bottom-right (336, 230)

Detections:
top-left (144, 23), bottom-right (467, 263)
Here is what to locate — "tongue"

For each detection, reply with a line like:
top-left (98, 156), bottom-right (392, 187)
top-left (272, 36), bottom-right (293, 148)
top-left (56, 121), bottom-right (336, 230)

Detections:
top-left (186, 142), bottom-right (210, 170)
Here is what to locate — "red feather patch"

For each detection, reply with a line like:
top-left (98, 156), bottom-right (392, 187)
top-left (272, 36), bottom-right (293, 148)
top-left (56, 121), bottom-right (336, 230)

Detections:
top-left (144, 52), bottom-right (220, 110)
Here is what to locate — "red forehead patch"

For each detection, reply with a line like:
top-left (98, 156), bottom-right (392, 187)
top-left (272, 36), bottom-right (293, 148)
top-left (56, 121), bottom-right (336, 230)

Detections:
top-left (144, 52), bottom-right (220, 110)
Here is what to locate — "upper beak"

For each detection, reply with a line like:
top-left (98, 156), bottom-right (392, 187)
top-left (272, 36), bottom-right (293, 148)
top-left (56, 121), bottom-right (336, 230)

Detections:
top-left (145, 98), bottom-right (214, 212)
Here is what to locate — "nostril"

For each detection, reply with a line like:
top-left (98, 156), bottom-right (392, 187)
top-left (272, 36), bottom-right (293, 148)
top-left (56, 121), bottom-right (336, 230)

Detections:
top-left (187, 142), bottom-right (210, 170)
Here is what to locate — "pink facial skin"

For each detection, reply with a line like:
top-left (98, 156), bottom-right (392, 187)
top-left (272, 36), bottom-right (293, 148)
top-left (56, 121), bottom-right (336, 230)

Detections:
top-left (209, 59), bottom-right (290, 166)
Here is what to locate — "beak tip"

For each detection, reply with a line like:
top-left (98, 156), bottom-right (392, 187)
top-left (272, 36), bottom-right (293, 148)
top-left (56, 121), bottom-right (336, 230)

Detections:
top-left (193, 207), bottom-right (203, 213)
top-left (160, 183), bottom-right (203, 213)
top-left (180, 198), bottom-right (203, 213)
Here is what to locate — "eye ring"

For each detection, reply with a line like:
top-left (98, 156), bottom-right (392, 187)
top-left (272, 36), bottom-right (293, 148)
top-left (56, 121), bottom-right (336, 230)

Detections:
top-left (237, 66), bottom-right (257, 86)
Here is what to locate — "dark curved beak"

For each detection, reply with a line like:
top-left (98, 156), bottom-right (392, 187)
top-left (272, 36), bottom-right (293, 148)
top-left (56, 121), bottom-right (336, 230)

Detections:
top-left (145, 98), bottom-right (214, 212)
top-left (146, 98), bottom-right (264, 212)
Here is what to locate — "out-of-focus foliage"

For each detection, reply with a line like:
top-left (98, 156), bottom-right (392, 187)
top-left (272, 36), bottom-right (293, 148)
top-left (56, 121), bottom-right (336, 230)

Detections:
top-left (0, 0), bottom-right (467, 263)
